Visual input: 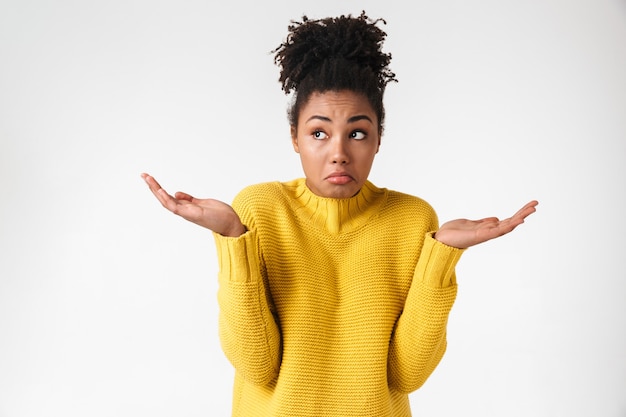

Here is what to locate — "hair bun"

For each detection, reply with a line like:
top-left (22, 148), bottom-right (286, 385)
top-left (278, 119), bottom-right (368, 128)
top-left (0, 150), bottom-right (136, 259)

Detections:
top-left (273, 11), bottom-right (397, 94)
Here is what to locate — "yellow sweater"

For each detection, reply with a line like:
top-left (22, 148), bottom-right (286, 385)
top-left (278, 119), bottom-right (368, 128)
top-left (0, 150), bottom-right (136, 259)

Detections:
top-left (213, 178), bottom-right (464, 417)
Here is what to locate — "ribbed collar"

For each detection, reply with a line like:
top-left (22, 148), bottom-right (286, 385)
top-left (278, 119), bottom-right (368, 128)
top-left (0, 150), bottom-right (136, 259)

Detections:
top-left (281, 178), bottom-right (387, 235)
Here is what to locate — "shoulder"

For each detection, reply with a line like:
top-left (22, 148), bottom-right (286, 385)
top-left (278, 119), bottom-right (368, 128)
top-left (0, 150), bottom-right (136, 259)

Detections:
top-left (232, 180), bottom-right (304, 229)
top-left (232, 181), bottom-right (285, 210)
top-left (382, 188), bottom-right (439, 229)
top-left (386, 189), bottom-right (436, 214)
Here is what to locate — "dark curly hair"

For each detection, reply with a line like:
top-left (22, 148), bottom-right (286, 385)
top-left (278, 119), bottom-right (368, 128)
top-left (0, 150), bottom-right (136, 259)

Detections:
top-left (273, 11), bottom-right (397, 133)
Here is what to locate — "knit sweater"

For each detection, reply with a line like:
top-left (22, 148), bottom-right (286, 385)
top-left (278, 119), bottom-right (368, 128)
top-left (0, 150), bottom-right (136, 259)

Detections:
top-left (213, 178), bottom-right (464, 417)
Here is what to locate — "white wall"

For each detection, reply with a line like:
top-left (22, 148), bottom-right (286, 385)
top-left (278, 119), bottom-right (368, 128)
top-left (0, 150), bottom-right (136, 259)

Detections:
top-left (1, 1), bottom-right (624, 416)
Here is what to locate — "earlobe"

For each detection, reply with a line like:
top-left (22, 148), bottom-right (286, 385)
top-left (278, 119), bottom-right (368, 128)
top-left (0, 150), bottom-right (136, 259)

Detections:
top-left (291, 126), bottom-right (300, 153)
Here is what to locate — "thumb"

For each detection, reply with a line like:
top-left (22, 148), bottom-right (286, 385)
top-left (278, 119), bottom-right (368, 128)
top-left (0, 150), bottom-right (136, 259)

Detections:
top-left (174, 191), bottom-right (194, 202)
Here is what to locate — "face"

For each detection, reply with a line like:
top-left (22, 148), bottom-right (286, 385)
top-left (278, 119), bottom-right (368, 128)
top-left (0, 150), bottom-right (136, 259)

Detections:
top-left (291, 90), bottom-right (381, 199)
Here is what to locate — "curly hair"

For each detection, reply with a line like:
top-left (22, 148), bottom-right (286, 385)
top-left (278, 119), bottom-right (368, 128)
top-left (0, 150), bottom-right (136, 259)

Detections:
top-left (273, 11), bottom-right (397, 133)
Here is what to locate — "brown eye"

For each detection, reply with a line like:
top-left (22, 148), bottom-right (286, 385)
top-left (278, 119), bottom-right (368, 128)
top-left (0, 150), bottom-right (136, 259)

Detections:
top-left (350, 130), bottom-right (366, 140)
top-left (313, 130), bottom-right (328, 140)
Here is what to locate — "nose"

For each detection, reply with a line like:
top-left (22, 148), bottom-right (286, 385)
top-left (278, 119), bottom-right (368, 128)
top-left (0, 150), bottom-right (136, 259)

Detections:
top-left (330, 137), bottom-right (349, 165)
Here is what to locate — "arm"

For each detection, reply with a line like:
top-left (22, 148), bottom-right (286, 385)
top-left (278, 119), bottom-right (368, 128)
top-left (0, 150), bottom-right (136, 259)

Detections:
top-left (141, 173), bottom-right (281, 384)
top-left (214, 229), bottom-right (282, 386)
top-left (141, 173), bottom-right (246, 237)
top-left (387, 233), bottom-right (463, 393)
top-left (388, 200), bottom-right (538, 392)
top-left (434, 200), bottom-right (538, 249)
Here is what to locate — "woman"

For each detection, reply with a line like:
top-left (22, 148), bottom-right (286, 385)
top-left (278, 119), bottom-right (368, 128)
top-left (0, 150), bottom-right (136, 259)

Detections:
top-left (142, 12), bottom-right (537, 417)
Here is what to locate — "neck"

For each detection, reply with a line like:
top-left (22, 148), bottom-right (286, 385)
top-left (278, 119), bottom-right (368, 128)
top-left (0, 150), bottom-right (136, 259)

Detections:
top-left (283, 178), bottom-right (387, 234)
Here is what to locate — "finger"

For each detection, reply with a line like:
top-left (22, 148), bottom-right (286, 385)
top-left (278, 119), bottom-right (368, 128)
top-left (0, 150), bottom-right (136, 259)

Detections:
top-left (174, 191), bottom-right (195, 202)
top-left (476, 217), bottom-right (500, 223)
top-left (494, 218), bottom-right (522, 235)
top-left (141, 174), bottom-right (202, 220)
top-left (520, 200), bottom-right (539, 213)
top-left (512, 200), bottom-right (538, 221)
top-left (141, 173), bottom-right (165, 194)
top-left (141, 175), bottom-right (181, 212)
top-left (154, 187), bottom-right (182, 212)
top-left (141, 174), bottom-right (183, 209)
top-left (493, 208), bottom-right (534, 235)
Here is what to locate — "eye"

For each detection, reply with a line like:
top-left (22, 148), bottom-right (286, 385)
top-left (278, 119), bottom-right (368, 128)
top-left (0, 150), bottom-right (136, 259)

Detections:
top-left (312, 130), bottom-right (328, 140)
top-left (350, 130), bottom-right (366, 140)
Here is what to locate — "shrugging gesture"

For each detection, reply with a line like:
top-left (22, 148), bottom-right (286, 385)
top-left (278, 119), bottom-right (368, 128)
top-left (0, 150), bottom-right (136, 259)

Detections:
top-left (141, 173), bottom-right (245, 237)
top-left (434, 200), bottom-right (538, 249)
top-left (143, 169), bottom-right (537, 248)
top-left (141, 11), bottom-right (540, 417)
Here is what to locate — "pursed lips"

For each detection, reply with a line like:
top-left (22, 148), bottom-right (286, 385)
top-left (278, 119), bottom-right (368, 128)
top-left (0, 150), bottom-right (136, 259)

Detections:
top-left (325, 172), bottom-right (354, 184)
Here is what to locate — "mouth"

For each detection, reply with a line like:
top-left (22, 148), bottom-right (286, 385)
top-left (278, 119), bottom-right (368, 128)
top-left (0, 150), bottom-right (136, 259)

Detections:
top-left (325, 172), bottom-right (354, 185)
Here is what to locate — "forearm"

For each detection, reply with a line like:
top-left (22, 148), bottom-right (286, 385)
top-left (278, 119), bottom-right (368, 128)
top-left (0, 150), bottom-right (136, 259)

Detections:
top-left (387, 233), bottom-right (463, 393)
top-left (214, 230), bottom-right (282, 385)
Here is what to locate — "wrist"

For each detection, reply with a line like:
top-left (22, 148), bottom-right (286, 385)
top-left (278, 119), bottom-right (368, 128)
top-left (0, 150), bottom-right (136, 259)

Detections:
top-left (223, 223), bottom-right (247, 238)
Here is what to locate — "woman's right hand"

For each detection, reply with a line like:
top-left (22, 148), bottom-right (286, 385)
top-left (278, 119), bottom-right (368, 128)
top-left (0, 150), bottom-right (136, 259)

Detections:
top-left (141, 173), bottom-right (246, 237)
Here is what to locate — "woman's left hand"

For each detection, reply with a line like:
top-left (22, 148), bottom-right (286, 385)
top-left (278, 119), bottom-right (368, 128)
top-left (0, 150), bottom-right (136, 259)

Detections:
top-left (434, 200), bottom-right (538, 249)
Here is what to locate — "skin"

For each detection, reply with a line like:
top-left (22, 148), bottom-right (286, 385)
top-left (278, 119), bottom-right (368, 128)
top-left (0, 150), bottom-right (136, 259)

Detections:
top-left (142, 89), bottom-right (538, 246)
top-left (291, 90), bottom-right (380, 199)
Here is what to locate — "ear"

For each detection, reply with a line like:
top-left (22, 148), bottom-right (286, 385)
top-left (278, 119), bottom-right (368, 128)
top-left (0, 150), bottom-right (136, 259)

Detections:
top-left (376, 136), bottom-right (381, 154)
top-left (291, 126), bottom-right (300, 153)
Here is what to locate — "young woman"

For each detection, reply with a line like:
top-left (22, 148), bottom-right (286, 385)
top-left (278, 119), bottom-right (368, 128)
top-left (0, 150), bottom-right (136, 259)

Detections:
top-left (142, 12), bottom-right (537, 417)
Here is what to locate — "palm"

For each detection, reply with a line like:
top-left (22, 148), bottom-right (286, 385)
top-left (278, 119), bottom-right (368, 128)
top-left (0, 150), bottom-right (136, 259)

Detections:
top-left (435, 200), bottom-right (538, 249)
top-left (141, 173), bottom-right (245, 237)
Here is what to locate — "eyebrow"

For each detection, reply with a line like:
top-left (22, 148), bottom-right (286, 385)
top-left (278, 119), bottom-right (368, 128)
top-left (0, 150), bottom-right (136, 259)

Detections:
top-left (306, 115), bottom-right (374, 124)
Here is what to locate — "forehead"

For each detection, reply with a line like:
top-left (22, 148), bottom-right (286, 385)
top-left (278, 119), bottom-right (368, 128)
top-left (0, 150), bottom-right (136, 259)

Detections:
top-left (300, 90), bottom-right (376, 119)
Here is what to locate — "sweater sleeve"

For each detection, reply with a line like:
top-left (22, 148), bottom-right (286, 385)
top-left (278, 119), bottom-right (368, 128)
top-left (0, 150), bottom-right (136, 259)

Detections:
top-left (387, 232), bottom-right (464, 393)
top-left (213, 229), bottom-right (281, 386)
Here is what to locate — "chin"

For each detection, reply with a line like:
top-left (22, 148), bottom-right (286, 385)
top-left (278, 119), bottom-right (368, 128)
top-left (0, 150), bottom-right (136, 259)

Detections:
top-left (325, 186), bottom-right (361, 199)
top-left (307, 179), bottom-right (361, 199)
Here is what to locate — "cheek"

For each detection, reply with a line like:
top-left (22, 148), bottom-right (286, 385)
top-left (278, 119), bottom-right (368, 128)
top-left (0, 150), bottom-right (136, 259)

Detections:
top-left (358, 145), bottom-right (378, 162)
top-left (303, 155), bottom-right (323, 172)
top-left (298, 147), bottom-right (320, 169)
top-left (299, 142), bottom-right (324, 160)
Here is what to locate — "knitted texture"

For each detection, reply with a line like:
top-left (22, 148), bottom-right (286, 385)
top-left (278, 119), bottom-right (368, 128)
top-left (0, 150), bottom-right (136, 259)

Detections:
top-left (213, 179), bottom-right (464, 417)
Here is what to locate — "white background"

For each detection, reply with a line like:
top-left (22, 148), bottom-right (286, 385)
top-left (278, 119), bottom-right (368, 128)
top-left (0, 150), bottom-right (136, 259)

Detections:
top-left (1, 0), bottom-right (625, 416)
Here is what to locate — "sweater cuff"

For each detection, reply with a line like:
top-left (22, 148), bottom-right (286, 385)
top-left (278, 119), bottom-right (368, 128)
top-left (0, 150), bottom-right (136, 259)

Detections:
top-left (213, 228), bottom-right (261, 283)
top-left (414, 232), bottom-right (465, 288)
